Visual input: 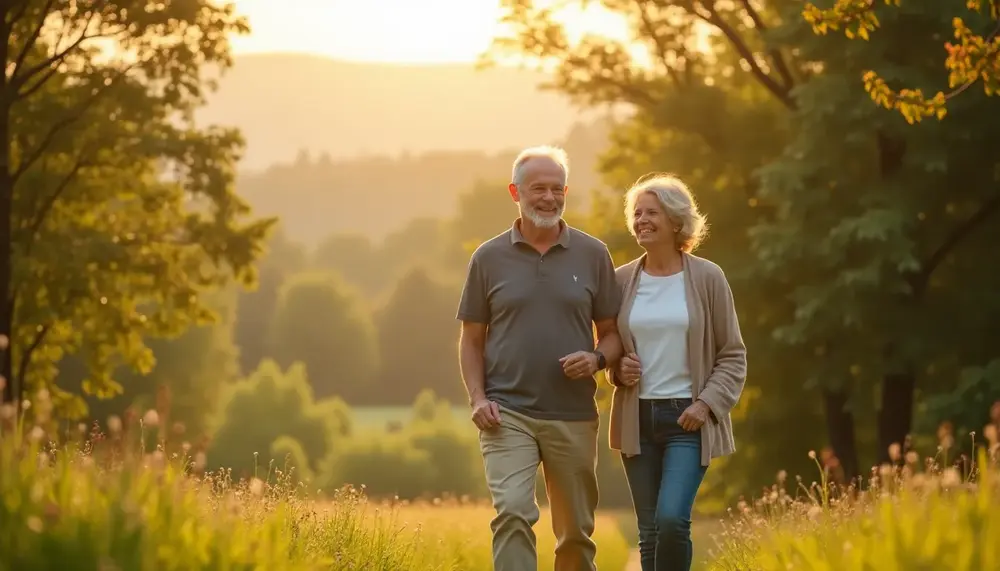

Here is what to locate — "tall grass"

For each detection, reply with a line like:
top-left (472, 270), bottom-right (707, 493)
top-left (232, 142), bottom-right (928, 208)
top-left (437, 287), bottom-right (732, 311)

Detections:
top-left (0, 387), bottom-right (631, 570)
top-left (707, 413), bottom-right (1000, 570)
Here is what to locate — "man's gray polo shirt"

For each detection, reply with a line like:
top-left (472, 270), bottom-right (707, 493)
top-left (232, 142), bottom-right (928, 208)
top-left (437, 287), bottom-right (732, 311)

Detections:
top-left (456, 221), bottom-right (620, 421)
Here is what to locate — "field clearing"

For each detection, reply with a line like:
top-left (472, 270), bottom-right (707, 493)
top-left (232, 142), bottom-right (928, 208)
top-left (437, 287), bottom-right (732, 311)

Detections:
top-left (378, 501), bottom-right (633, 570)
top-left (353, 405), bottom-right (467, 431)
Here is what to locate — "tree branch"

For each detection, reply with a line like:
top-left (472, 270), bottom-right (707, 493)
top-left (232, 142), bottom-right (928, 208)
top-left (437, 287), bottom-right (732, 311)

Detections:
top-left (16, 64), bottom-right (60, 100)
top-left (12, 61), bottom-right (138, 184)
top-left (737, 0), bottom-right (795, 90)
top-left (694, 0), bottom-right (797, 109)
top-left (21, 153), bottom-right (91, 257)
top-left (11, 8), bottom-right (106, 94)
top-left (7, 0), bottom-right (34, 28)
top-left (637, 0), bottom-right (684, 87)
top-left (911, 192), bottom-right (1000, 298)
top-left (15, 323), bottom-right (51, 396)
top-left (10, 0), bottom-right (57, 84)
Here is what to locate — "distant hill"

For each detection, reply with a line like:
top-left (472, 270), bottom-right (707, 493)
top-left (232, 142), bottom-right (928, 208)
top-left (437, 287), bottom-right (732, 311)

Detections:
top-left (195, 53), bottom-right (605, 170)
top-left (234, 120), bottom-right (614, 247)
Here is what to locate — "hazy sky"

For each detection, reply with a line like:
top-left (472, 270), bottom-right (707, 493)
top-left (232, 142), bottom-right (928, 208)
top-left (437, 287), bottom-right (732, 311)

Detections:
top-left (227, 0), bottom-right (630, 63)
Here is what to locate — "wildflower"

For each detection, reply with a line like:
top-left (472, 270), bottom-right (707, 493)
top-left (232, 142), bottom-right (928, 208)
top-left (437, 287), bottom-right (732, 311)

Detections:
top-left (776, 470), bottom-right (787, 484)
top-left (808, 450), bottom-right (817, 460)
top-left (888, 442), bottom-right (901, 462)
top-left (985, 423), bottom-right (997, 445)
top-left (106, 415), bottom-right (122, 434)
top-left (141, 409), bottom-right (159, 427)
top-left (807, 505), bottom-right (823, 520)
top-left (0, 403), bottom-right (14, 421)
top-left (905, 450), bottom-right (920, 465)
top-left (149, 450), bottom-right (165, 470)
top-left (28, 425), bottom-right (45, 443)
top-left (938, 421), bottom-right (955, 450)
top-left (941, 467), bottom-right (961, 488)
top-left (0, 334), bottom-right (8, 350)
top-left (192, 452), bottom-right (207, 472)
top-left (26, 516), bottom-right (42, 533)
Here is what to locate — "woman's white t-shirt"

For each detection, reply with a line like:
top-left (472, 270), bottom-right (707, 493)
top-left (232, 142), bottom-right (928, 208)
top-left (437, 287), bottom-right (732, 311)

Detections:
top-left (628, 270), bottom-right (693, 399)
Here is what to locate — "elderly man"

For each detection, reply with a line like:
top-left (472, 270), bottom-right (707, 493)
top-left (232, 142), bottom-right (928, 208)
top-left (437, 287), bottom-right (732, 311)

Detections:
top-left (456, 145), bottom-right (622, 571)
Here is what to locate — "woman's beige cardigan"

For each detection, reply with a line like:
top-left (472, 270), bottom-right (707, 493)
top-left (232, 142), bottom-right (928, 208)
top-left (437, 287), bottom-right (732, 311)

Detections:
top-left (606, 252), bottom-right (748, 467)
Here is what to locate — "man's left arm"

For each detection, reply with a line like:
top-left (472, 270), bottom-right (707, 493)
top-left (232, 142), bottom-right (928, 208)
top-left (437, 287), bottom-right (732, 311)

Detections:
top-left (592, 245), bottom-right (623, 368)
top-left (560, 245), bottom-right (623, 378)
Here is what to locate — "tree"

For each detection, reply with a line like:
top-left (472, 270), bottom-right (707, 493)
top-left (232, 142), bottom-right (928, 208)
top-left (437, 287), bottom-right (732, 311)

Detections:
top-left (802, 0), bottom-right (1000, 123)
top-left (233, 226), bottom-right (308, 375)
top-left (753, 2), bottom-right (1000, 465)
top-left (372, 268), bottom-right (462, 405)
top-left (269, 271), bottom-right (378, 400)
top-left (1, 1), bottom-right (274, 414)
top-left (57, 289), bottom-right (242, 439)
top-left (206, 359), bottom-right (350, 481)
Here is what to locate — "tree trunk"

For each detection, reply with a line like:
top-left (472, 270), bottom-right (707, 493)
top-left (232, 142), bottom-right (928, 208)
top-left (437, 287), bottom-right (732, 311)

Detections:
top-left (0, 13), bottom-right (15, 406)
top-left (822, 388), bottom-right (860, 483)
top-left (876, 371), bottom-right (916, 464)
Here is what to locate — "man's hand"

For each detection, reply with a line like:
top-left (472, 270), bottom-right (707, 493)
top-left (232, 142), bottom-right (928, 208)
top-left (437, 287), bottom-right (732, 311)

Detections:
top-left (471, 398), bottom-right (502, 430)
top-left (618, 352), bottom-right (641, 386)
top-left (560, 351), bottom-right (599, 379)
top-left (678, 400), bottom-right (711, 432)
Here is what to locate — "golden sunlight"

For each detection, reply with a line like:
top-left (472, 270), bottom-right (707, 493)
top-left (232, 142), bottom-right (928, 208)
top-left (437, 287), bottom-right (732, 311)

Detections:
top-left (227, 0), bottom-right (632, 64)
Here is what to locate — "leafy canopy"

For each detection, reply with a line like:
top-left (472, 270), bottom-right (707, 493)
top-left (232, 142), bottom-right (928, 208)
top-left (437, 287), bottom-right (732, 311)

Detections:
top-left (802, 0), bottom-right (1000, 123)
top-left (2, 1), bottom-right (275, 415)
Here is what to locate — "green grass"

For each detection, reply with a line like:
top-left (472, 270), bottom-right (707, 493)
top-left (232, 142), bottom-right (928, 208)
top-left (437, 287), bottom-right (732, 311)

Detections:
top-left (707, 445), bottom-right (1000, 570)
top-left (0, 399), bottom-right (632, 571)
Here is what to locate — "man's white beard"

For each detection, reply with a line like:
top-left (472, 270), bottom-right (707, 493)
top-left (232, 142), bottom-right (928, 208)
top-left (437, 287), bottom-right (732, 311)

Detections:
top-left (521, 203), bottom-right (564, 228)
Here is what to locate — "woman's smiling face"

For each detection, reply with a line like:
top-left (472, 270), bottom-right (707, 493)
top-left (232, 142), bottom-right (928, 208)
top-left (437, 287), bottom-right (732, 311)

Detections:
top-left (632, 191), bottom-right (676, 249)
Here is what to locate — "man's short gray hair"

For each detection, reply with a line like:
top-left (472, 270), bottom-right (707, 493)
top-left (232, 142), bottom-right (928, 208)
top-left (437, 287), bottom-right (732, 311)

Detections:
top-left (625, 173), bottom-right (708, 253)
top-left (511, 145), bottom-right (570, 185)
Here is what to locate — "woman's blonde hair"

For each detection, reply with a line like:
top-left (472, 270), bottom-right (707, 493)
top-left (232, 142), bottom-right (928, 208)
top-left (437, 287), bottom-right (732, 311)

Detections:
top-left (624, 173), bottom-right (708, 253)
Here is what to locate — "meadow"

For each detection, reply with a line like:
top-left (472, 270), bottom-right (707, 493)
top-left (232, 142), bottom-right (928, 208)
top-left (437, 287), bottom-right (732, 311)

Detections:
top-left (2, 392), bottom-right (998, 570)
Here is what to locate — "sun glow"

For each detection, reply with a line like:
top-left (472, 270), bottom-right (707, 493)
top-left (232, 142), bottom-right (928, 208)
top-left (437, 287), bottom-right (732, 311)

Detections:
top-left (226, 0), bottom-right (633, 64)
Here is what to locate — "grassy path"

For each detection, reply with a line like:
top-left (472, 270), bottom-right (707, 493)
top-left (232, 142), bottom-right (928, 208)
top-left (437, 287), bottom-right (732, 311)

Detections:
top-left (613, 515), bottom-right (723, 571)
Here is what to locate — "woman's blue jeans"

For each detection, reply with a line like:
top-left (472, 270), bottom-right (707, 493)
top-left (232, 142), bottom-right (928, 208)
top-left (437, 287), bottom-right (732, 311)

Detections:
top-left (621, 398), bottom-right (707, 571)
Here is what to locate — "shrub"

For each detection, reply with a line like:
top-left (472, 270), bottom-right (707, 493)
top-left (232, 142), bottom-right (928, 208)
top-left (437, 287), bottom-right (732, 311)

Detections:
top-left (206, 360), bottom-right (349, 481)
top-left (324, 416), bottom-right (486, 500)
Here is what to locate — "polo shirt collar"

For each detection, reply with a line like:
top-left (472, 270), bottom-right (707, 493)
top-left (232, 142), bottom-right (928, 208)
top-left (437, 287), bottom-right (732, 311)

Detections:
top-left (510, 219), bottom-right (572, 248)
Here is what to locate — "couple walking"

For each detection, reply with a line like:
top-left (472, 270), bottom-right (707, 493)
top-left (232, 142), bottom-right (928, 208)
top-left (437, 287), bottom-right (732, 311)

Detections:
top-left (456, 146), bottom-right (747, 571)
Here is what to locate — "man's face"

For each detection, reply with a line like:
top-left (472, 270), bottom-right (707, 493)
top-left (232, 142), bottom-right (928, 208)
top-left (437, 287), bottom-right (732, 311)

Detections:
top-left (509, 157), bottom-right (567, 229)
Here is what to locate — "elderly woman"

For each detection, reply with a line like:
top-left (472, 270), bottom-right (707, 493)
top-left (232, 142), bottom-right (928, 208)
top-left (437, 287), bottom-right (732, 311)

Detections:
top-left (606, 173), bottom-right (747, 571)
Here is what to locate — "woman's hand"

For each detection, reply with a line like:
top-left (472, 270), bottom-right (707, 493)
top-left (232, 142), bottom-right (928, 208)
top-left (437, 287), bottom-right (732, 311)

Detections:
top-left (618, 352), bottom-right (642, 386)
top-left (678, 400), bottom-right (712, 431)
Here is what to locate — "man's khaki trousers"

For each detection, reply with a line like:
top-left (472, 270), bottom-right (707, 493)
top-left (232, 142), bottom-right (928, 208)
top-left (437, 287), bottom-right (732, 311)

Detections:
top-left (479, 405), bottom-right (600, 571)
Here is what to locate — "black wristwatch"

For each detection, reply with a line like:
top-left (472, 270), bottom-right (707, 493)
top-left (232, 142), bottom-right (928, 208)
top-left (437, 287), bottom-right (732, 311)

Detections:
top-left (592, 350), bottom-right (606, 370)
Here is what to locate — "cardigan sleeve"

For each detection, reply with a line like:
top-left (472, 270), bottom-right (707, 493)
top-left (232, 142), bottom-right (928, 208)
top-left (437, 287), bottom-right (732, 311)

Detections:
top-left (696, 266), bottom-right (747, 421)
top-left (604, 262), bottom-right (637, 388)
